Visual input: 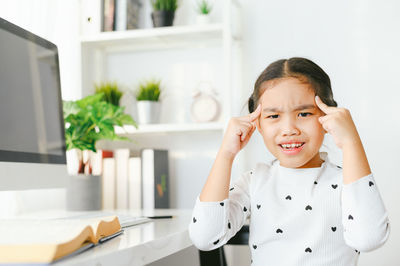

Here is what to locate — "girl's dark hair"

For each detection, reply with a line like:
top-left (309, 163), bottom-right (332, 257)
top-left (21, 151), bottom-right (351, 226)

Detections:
top-left (248, 57), bottom-right (338, 113)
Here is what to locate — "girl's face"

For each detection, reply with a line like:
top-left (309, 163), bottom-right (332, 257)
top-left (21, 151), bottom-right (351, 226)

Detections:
top-left (256, 77), bottom-right (326, 168)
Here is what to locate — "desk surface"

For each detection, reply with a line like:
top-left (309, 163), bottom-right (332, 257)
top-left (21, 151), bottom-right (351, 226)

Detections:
top-left (18, 209), bottom-right (193, 266)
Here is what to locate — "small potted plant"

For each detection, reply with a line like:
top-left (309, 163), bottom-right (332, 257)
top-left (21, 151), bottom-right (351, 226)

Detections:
top-left (95, 81), bottom-right (123, 106)
top-left (135, 79), bottom-right (161, 124)
top-left (150, 0), bottom-right (178, 27)
top-left (63, 93), bottom-right (137, 210)
top-left (196, 0), bottom-right (212, 25)
top-left (94, 81), bottom-right (124, 157)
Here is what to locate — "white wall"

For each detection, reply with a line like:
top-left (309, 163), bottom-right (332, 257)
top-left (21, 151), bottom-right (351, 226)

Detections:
top-left (237, 0), bottom-right (400, 265)
top-left (0, 0), bottom-right (81, 101)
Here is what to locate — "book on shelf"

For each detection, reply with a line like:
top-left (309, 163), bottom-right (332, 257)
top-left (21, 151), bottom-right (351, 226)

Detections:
top-left (0, 216), bottom-right (122, 264)
top-left (128, 156), bottom-right (142, 209)
top-left (101, 150), bottom-right (142, 210)
top-left (115, 149), bottom-right (130, 209)
top-left (102, 0), bottom-right (116, 31)
top-left (115, 0), bottom-right (127, 31)
top-left (102, 157), bottom-right (116, 209)
top-left (141, 149), bottom-right (170, 209)
top-left (115, 0), bottom-right (141, 31)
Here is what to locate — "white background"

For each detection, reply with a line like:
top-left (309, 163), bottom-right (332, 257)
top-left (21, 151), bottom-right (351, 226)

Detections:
top-left (0, 0), bottom-right (399, 265)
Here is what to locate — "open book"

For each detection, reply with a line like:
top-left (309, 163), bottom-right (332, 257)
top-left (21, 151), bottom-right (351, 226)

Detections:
top-left (0, 215), bottom-right (122, 263)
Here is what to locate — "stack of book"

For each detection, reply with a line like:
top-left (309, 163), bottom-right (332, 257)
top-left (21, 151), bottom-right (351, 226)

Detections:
top-left (102, 148), bottom-right (170, 210)
top-left (80, 0), bottom-right (141, 35)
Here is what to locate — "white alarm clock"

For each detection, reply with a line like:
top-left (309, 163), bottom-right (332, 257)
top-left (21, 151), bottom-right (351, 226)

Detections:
top-left (190, 82), bottom-right (220, 122)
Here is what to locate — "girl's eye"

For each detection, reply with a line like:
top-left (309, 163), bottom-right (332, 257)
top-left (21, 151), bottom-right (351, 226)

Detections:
top-left (267, 114), bottom-right (279, 119)
top-left (299, 112), bottom-right (312, 117)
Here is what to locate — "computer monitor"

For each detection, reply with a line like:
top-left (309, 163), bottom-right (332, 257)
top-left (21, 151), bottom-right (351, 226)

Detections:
top-left (0, 17), bottom-right (68, 190)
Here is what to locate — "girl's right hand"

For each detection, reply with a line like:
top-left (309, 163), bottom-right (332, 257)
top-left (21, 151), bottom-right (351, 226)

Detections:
top-left (219, 104), bottom-right (262, 159)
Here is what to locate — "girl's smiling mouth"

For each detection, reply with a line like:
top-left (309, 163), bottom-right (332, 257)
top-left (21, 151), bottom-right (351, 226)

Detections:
top-left (278, 142), bottom-right (305, 155)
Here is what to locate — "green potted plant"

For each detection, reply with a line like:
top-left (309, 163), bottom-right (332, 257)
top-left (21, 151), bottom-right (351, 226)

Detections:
top-left (135, 79), bottom-right (161, 124)
top-left (63, 93), bottom-right (137, 210)
top-left (95, 81), bottom-right (123, 106)
top-left (150, 0), bottom-right (178, 27)
top-left (196, 0), bottom-right (212, 25)
top-left (94, 81), bottom-right (124, 157)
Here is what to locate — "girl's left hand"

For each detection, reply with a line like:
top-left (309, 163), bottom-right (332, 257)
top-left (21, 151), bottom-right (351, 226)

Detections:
top-left (315, 95), bottom-right (361, 150)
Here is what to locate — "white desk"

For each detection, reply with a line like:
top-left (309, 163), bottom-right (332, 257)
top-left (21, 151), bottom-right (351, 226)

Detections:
top-left (17, 209), bottom-right (194, 266)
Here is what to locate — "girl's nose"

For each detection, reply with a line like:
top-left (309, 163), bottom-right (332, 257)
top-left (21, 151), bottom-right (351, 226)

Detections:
top-left (282, 127), bottom-right (300, 136)
top-left (281, 117), bottom-right (300, 136)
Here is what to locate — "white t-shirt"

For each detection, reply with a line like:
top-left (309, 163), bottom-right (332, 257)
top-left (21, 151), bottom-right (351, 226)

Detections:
top-left (189, 152), bottom-right (390, 266)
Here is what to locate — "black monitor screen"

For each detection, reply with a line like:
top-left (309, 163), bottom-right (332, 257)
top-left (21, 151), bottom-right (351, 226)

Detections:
top-left (0, 17), bottom-right (66, 164)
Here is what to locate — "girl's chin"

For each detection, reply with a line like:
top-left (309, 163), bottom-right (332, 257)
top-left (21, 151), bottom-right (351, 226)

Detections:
top-left (277, 154), bottom-right (324, 169)
top-left (278, 160), bottom-right (306, 169)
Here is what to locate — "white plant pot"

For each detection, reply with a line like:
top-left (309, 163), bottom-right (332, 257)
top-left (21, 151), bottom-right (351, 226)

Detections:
top-left (196, 14), bottom-right (211, 25)
top-left (137, 101), bottom-right (161, 124)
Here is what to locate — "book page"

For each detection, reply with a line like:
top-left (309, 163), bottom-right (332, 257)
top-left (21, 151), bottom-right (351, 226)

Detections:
top-left (91, 216), bottom-right (121, 240)
top-left (57, 215), bottom-right (119, 239)
top-left (85, 215), bottom-right (118, 231)
top-left (0, 219), bottom-right (91, 245)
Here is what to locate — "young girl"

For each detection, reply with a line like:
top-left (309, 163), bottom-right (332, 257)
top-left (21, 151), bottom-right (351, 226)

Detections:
top-left (189, 57), bottom-right (390, 265)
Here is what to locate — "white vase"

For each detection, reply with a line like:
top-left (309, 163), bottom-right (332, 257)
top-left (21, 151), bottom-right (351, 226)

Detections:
top-left (196, 14), bottom-right (211, 25)
top-left (137, 101), bottom-right (161, 124)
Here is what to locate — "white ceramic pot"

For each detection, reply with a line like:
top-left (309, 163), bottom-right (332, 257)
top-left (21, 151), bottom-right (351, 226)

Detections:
top-left (196, 14), bottom-right (211, 25)
top-left (66, 174), bottom-right (102, 211)
top-left (137, 100), bottom-right (161, 124)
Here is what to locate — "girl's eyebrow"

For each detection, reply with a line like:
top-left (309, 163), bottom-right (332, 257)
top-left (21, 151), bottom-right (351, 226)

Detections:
top-left (262, 104), bottom-right (316, 113)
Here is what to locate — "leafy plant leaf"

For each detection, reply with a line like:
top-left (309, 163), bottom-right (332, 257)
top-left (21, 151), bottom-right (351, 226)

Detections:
top-left (63, 93), bottom-right (137, 152)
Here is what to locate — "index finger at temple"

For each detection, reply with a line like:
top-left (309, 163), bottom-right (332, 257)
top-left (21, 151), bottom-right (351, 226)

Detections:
top-left (315, 96), bottom-right (335, 114)
top-left (248, 104), bottom-right (261, 121)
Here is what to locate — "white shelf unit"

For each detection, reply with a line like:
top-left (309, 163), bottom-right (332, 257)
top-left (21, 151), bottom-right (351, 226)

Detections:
top-left (80, 0), bottom-right (242, 134)
top-left (115, 122), bottom-right (225, 135)
top-left (79, 0), bottom-right (243, 208)
top-left (81, 23), bottom-right (225, 49)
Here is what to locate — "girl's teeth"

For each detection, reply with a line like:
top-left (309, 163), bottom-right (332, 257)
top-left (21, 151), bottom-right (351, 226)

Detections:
top-left (281, 143), bottom-right (303, 149)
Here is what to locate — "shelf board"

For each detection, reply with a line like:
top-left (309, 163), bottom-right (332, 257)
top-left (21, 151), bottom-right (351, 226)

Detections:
top-left (81, 24), bottom-right (224, 51)
top-left (115, 122), bottom-right (225, 135)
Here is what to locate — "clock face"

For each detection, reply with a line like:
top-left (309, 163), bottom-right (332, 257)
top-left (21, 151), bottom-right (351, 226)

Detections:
top-left (191, 95), bottom-right (219, 122)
